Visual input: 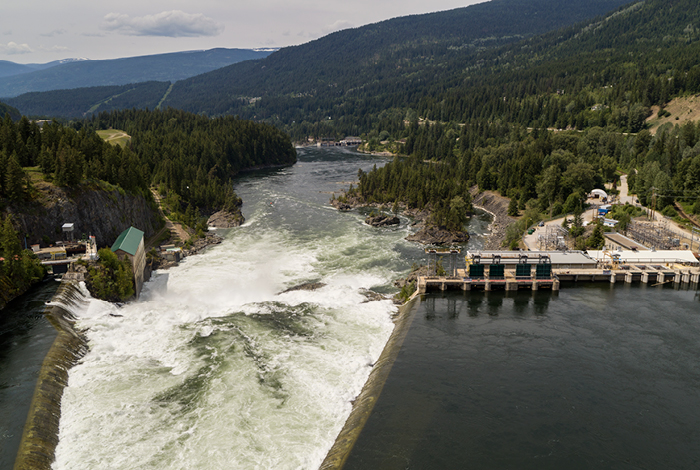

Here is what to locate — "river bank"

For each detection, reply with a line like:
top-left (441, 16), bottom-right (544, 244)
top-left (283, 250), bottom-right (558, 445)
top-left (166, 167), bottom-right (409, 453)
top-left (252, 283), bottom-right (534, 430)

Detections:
top-left (470, 188), bottom-right (517, 250)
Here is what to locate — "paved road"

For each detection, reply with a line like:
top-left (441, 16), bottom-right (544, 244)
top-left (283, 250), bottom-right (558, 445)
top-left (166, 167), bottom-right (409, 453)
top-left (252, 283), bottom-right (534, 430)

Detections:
top-left (618, 174), bottom-right (637, 205)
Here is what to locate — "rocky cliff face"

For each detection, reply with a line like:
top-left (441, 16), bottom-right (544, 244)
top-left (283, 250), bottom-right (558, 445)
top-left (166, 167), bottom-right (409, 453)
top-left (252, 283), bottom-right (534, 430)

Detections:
top-left (6, 182), bottom-right (162, 248)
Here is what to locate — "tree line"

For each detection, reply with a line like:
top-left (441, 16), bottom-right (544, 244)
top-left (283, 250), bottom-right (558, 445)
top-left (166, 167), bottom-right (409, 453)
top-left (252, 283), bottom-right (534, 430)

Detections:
top-left (0, 214), bottom-right (45, 307)
top-left (0, 109), bottom-right (297, 229)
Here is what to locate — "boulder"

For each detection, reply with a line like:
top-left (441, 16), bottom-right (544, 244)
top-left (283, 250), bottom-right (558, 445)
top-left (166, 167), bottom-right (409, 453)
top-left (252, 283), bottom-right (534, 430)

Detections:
top-left (280, 282), bottom-right (326, 294)
top-left (365, 214), bottom-right (400, 227)
top-left (207, 210), bottom-right (244, 228)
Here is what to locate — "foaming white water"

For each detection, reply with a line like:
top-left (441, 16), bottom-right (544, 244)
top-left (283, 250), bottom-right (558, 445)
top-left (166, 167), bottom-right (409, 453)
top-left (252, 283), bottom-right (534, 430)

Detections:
top-left (53, 184), bottom-right (404, 469)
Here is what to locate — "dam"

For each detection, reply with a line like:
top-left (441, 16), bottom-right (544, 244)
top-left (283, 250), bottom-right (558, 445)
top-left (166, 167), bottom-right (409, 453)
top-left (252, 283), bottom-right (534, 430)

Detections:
top-left (417, 249), bottom-right (700, 294)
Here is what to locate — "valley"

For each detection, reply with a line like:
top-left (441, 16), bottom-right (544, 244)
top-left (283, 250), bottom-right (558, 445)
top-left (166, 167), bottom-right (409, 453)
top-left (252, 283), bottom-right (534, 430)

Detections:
top-left (3, 0), bottom-right (700, 468)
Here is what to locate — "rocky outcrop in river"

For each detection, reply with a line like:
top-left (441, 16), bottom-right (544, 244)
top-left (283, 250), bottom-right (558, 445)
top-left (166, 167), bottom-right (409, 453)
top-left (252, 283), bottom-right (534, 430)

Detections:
top-left (365, 214), bottom-right (399, 227)
top-left (332, 195), bottom-right (468, 245)
top-left (207, 210), bottom-right (244, 228)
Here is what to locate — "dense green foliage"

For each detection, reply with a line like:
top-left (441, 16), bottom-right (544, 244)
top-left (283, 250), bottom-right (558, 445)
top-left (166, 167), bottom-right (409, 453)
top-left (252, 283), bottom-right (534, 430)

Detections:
top-left (0, 109), bottom-right (296, 227)
top-left (0, 48), bottom-right (273, 98)
top-left (162, 0), bottom-right (629, 129)
top-left (85, 248), bottom-right (134, 301)
top-left (0, 214), bottom-right (46, 305)
top-left (4, 0), bottom-right (700, 240)
top-left (607, 203), bottom-right (645, 231)
top-left (346, 154), bottom-right (474, 231)
top-left (0, 103), bottom-right (20, 120)
top-left (3, 0), bottom-right (628, 127)
top-left (85, 109), bottom-right (297, 214)
top-left (346, 0), bottom-right (700, 236)
top-left (356, 119), bottom-right (700, 234)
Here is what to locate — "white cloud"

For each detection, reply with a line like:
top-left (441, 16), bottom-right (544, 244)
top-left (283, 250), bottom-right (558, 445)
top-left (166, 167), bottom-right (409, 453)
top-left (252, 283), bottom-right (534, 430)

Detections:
top-left (41, 29), bottom-right (66, 37)
top-left (38, 45), bottom-right (69, 52)
top-left (0, 42), bottom-right (33, 55)
top-left (102, 10), bottom-right (224, 37)
top-left (322, 20), bottom-right (353, 34)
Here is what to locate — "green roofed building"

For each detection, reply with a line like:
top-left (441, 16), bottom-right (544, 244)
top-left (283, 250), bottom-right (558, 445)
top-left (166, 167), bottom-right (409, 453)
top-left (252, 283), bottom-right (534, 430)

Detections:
top-left (111, 226), bottom-right (146, 298)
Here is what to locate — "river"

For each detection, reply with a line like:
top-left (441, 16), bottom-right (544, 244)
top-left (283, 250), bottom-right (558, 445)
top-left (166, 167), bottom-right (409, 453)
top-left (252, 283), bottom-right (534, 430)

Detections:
top-left (0, 281), bottom-right (60, 470)
top-left (346, 285), bottom-right (700, 469)
top-left (46, 147), bottom-right (490, 469)
top-left (5, 146), bottom-right (698, 469)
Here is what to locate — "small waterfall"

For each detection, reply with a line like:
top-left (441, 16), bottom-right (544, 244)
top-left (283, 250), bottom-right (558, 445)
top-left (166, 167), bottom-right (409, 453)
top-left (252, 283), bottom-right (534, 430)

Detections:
top-left (14, 282), bottom-right (89, 470)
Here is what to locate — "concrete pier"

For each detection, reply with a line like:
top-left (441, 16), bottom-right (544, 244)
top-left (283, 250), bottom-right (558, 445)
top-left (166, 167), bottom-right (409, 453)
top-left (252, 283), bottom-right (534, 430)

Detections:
top-left (417, 270), bottom-right (558, 294)
top-left (414, 250), bottom-right (700, 297)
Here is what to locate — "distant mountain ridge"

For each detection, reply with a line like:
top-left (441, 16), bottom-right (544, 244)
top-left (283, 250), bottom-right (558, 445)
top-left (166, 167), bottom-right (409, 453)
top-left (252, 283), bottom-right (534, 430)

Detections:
top-left (0, 48), bottom-right (273, 98)
top-left (2, 0), bottom-right (631, 119)
top-left (162, 0), bottom-right (632, 115)
top-left (0, 58), bottom-right (87, 79)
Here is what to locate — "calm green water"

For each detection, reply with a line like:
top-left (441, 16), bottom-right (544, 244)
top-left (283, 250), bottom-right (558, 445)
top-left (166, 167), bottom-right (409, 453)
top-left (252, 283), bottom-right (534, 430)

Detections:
top-left (346, 284), bottom-right (700, 470)
top-left (0, 281), bottom-right (59, 470)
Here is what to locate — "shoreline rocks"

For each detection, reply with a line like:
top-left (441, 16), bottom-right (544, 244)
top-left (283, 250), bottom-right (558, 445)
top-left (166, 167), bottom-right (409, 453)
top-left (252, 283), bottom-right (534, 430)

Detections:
top-left (470, 187), bottom-right (518, 250)
top-left (331, 195), bottom-right (468, 245)
top-left (182, 232), bottom-right (224, 257)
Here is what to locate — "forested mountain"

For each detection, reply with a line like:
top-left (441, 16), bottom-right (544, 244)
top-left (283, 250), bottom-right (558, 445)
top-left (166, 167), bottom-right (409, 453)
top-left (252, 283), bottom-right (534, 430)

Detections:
top-left (0, 58), bottom-right (85, 79)
top-left (0, 61), bottom-right (37, 79)
top-left (4, 0), bottom-right (628, 121)
top-left (0, 48), bottom-right (272, 98)
top-left (0, 101), bottom-right (20, 120)
top-left (349, 0), bottom-right (700, 241)
top-left (3, 82), bottom-right (171, 118)
top-left (162, 0), bottom-right (630, 124)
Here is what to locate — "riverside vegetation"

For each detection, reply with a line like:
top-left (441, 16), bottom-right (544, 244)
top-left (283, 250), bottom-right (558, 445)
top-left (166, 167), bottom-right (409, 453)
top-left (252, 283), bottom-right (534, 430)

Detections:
top-left (10, 1), bottom-right (700, 244)
top-left (0, 214), bottom-right (46, 310)
top-left (0, 108), bottom-right (296, 307)
top-left (335, 0), bottom-right (700, 245)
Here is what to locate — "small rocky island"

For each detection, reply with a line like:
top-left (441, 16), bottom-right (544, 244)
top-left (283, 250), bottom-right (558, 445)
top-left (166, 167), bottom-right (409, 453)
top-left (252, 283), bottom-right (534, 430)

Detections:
top-left (365, 214), bottom-right (400, 227)
top-left (332, 196), bottom-right (469, 246)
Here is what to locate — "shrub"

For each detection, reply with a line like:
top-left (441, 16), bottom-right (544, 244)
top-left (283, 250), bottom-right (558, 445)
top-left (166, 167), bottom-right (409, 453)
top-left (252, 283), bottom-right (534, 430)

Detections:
top-left (661, 206), bottom-right (677, 218)
top-left (85, 248), bottom-right (134, 301)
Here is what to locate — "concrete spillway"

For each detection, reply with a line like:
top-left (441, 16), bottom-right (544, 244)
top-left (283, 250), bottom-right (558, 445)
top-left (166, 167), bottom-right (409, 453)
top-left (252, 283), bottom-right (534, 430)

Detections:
top-left (14, 283), bottom-right (88, 470)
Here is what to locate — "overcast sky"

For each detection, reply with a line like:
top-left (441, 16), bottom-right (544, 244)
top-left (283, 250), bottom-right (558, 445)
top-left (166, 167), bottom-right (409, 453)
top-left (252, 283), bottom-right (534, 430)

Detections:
top-left (1, 0), bottom-right (485, 64)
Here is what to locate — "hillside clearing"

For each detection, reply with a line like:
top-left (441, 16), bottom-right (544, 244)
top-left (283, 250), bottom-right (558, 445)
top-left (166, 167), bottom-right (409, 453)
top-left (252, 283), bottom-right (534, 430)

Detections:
top-left (96, 129), bottom-right (131, 147)
top-left (647, 95), bottom-right (700, 134)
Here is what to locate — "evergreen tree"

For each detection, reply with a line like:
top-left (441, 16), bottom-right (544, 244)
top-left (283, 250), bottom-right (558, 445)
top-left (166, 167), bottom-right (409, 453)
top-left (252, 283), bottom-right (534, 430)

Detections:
top-left (4, 154), bottom-right (25, 200)
top-left (507, 198), bottom-right (519, 217)
top-left (1, 215), bottom-right (22, 279)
